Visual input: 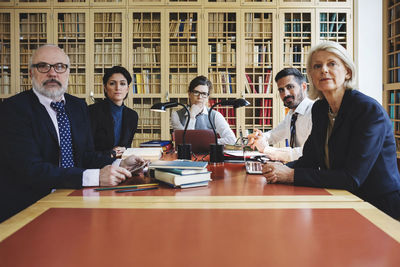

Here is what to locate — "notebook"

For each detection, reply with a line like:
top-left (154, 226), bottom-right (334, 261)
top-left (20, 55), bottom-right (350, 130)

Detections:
top-left (174, 129), bottom-right (215, 154)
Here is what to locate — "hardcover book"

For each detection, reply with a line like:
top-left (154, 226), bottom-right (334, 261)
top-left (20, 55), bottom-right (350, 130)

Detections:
top-left (154, 169), bottom-right (211, 186)
top-left (149, 160), bottom-right (208, 170)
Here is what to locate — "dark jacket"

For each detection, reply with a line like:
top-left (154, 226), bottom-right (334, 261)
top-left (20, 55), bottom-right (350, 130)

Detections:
top-left (88, 99), bottom-right (138, 155)
top-left (0, 90), bottom-right (114, 222)
top-left (292, 89), bottom-right (400, 217)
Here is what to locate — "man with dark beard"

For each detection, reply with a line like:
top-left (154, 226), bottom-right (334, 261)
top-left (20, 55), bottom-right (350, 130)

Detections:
top-left (0, 45), bottom-right (145, 222)
top-left (247, 68), bottom-right (314, 162)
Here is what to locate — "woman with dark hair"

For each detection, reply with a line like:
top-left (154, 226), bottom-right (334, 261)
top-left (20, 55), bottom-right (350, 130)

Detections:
top-left (89, 66), bottom-right (138, 158)
top-left (170, 75), bottom-right (236, 145)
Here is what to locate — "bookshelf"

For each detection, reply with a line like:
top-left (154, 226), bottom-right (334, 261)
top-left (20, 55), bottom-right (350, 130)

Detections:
top-left (92, 10), bottom-right (125, 96)
top-left (243, 10), bottom-right (274, 133)
top-left (56, 11), bottom-right (88, 98)
top-left (207, 10), bottom-right (238, 133)
top-left (0, 11), bottom-right (12, 99)
top-left (130, 11), bottom-right (163, 147)
top-left (17, 10), bottom-right (50, 93)
top-left (0, 1), bottom-right (353, 146)
top-left (384, 0), bottom-right (400, 158)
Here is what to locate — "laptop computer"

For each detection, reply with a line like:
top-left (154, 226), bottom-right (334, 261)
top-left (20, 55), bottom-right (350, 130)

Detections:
top-left (174, 129), bottom-right (215, 154)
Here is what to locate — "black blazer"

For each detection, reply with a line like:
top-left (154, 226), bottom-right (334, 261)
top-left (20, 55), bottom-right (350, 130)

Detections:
top-left (0, 90), bottom-right (114, 222)
top-left (88, 99), bottom-right (138, 155)
top-left (292, 90), bottom-right (400, 216)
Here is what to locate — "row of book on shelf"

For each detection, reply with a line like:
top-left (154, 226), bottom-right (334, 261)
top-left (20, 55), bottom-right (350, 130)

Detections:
top-left (58, 13), bottom-right (85, 34)
top-left (388, 53), bottom-right (400, 83)
top-left (94, 14), bottom-right (122, 34)
top-left (133, 46), bottom-right (160, 65)
top-left (169, 73), bottom-right (197, 94)
top-left (132, 71), bottom-right (161, 94)
top-left (244, 13), bottom-right (273, 38)
top-left (283, 41), bottom-right (311, 66)
top-left (169, 16), bottom-right (197, 38)
top-left (170, 44), bottom-right (197, 65)
top-left (209, 42), bottom-right (236, 65)
top-left (389, 91), bottom-right (400, 131)
top-left (132, 18), bottom-right (161, 37)
top-left (208, 72), bottom-right (235, 94)
top-left (209, 99), bottom-right (236, 126)
top-left (0, 74), bottom-right (10, 94)
top-left (132, 102), bottom-right (161, 126)
top-left (245, 41), bottom-right (272, 66)
top-left (208, 13), bottom-right (236, 37)
top-left (257, 98), bottom-right (273, 126)
top-left (244, 69), bottom-right (272, 94)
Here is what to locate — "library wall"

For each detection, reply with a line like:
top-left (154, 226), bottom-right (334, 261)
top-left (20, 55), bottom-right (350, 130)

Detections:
top-left (0, 0), bottom-right (353, 147)
top-left (384, 0), bottom-right (400, 158)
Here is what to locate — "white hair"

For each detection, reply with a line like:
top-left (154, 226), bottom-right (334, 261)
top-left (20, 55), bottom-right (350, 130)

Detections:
top-left (306, 41), bottom-right (357, 100)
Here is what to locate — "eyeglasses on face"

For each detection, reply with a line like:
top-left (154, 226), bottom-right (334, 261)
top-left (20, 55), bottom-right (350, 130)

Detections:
top-left (191, 90), bottom-right (209, 98)
top-left (31, 62), bottom-right (69, 74)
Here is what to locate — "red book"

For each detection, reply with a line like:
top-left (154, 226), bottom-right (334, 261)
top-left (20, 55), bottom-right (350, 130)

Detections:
top-left (245, 73), bottom-right (255, 93)
top-left (264, 69), bottom-right (272, 94)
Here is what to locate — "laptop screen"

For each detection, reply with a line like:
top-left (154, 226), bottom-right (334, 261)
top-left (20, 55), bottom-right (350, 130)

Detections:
top-left (174, 129), bottom-right (215, 154)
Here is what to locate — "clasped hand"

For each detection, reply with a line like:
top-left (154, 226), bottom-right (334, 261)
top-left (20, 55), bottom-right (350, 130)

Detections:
top-left (262, 161), bottom-right (294, 184)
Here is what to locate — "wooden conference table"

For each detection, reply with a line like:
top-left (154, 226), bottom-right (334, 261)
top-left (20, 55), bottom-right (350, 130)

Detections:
top-left (1, 154), bottom-right (400, 267)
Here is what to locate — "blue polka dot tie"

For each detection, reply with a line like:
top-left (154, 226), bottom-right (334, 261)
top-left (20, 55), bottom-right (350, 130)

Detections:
top-left (50, 101), bottom-right (75, 168)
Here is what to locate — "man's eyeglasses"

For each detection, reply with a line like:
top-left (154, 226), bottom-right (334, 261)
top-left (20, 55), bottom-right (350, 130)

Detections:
top-left (191, 90), bottom-right (209, 98)
top-left (31, 62), bottom-right (69, 74)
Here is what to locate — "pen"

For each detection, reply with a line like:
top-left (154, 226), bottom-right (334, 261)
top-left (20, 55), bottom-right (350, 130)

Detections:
top-left (115, 186), bottom-right (159, 193)
top-left (94, 183), bottom-right (159, 191)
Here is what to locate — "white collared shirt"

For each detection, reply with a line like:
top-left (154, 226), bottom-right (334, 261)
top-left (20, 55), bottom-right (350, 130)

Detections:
top-left (171, 106), bottom-right (237, 145)
top-left (263, 97), bottom-right (314, 160)
top-left (32, 89), bottom-right (119, 186)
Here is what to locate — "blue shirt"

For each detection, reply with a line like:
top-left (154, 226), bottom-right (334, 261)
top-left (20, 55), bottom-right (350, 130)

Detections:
top-left (108, 99), bottom-right (124, 147)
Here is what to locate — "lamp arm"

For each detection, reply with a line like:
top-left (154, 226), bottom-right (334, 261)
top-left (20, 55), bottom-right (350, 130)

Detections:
top-left (208, 102), bottom-right (222, 144)
top-left (177, 103), bottom-right (191, 144)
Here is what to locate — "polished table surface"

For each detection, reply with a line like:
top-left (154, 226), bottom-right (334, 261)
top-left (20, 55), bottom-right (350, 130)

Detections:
top-left (0, 201), bottom-right (400, 267)
top-left (39, 161), bottom-right (360, 203)
top-left (1, 155), bottom-right (399, 266)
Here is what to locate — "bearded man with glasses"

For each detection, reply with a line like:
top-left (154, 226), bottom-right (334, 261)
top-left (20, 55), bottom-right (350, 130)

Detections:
top-left (0, 44), bottom-right (145, 222)
top-left (171, 75), bottom-right (236, 145)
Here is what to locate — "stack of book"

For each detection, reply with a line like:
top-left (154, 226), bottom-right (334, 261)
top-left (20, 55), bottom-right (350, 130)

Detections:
top-left (140, 140), bottom-right (173, 153)
top-left (149, 160), bottom-right (211, 189)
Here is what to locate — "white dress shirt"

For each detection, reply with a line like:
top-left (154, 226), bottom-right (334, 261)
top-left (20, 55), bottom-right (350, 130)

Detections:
top-left (171, 106), bottom-right (237, 145)
top-left (33, 89), bottom-right (119, 186)
top-left (263, 97), bottom-right (314, 160)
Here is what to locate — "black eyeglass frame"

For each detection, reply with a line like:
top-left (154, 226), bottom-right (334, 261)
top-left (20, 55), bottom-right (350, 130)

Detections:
top-left (191, 90), bottom-right (209, 98)
top-left (31, 62), bottom-right (69, 74)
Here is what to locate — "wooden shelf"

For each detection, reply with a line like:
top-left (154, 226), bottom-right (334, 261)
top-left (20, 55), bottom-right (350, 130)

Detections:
top-left (0, 1), bottom-right (353, 145)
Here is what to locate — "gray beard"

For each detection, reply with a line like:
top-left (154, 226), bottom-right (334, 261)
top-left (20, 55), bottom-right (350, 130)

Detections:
top-left (32, 77), bottom-right (68, 101)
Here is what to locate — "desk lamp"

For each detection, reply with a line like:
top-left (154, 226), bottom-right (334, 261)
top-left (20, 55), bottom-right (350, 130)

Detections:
top-left (208, 98), bottom-right (250, 163)
top-left (150, 102), bottom-right (191, 160)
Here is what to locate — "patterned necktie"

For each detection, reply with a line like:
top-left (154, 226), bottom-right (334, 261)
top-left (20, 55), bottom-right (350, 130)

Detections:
top-left (290, 112), bottom-right (299, 148)
top-left (50, 101), bottom-right (74, 168)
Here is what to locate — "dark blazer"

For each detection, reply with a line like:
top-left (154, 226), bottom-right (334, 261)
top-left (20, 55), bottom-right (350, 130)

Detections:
top-left (0, 90), bottom-right (114, 222)
top-left (88, 99), bottom-right (138, 155)
top-left (292, 90), bottom-right (400, 217)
